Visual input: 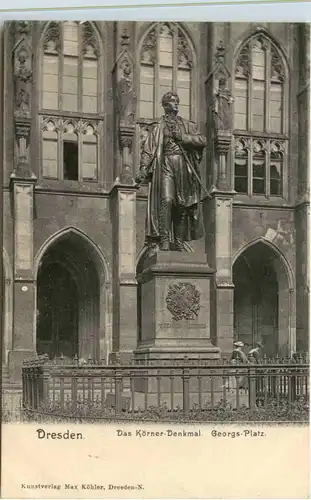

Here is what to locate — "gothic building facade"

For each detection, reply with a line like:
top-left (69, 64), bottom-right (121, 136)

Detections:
top-left (2, 21), bottom-right (309, 381)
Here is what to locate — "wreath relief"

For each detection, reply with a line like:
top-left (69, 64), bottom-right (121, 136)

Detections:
top-left (166, 282), bottom-right (200, 321)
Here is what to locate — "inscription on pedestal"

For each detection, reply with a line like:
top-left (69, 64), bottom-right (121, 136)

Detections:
top-left (166, 282), bottom-right (200, 321)
top-left (160, 322), bottom-right (207, 329)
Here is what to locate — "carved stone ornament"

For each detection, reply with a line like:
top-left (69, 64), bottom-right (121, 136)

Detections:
top-left (14, 45), bottom-right (32, 82)
top-left (166, 282), bottom-right (200, 321)
top-left (121, 28), bottom-right (130, 48)
top-left (116, 65), bottom-right (137, 127)
top-left (13, 38), bottom-right (33, 119)
top-left (83, 22), bottom-right (99, 58)
top-left (177, 29), bottom-right (193, 68)
top-left (235, 137), bottom-right (250, 157)
top-left (205, 41), bottom-right (230, 85)
top-left (253, 139), bottom-right (267, 156)
top-left (270, 140), bottom-right (285, 158)
top-left (43, 22), bottom-right (61, 53)
top-left (253, 34), bottom-right (269, 51)
top-left (271, 45), bottom-right (284, 82)
top-left (140, 27), bottom-right (156, 64)
top-left (14, 21), bottom-right (31, 36)
top-left (213, 75), bottom-right (234, 133)
top-left (235, 43), bottom-right (250, 77)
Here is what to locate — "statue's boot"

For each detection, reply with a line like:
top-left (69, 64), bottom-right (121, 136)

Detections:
top-left (160, 198), bottom-right (172, 251)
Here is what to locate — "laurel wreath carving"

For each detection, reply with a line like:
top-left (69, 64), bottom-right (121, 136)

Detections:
top-left (166, 282), bottom-right (200, 321)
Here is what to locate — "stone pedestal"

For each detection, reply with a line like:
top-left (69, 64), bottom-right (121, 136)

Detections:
top-left (135, 250), bottom-right (221, 362)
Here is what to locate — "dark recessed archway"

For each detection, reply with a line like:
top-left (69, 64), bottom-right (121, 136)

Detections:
top-left (36, 230), bottom-right (102, 360)
top-left (233, 240), bottom-right (295, 357)
top-left (37, 262), bottom-right (79, 358)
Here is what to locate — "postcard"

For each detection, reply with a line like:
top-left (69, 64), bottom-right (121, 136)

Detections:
top-left (1, 14), bottom-right (310, 499)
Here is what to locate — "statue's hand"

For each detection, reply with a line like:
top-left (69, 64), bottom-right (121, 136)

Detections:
top-left (172, 128), bottom-right (182, 142)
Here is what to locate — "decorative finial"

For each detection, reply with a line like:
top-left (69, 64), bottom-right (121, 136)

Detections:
top-left (216, 41), bottom-right (226, 62)
top-left (121, 29), bottom-right (130, 48)
top-left (15, 21), bottom-right (30, 35)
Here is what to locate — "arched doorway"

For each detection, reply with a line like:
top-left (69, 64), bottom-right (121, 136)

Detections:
top-left (233, 240), bottom-right (295, 357)
top-left (36, 230), bottom-right (103, 360)
top-left (37, 262), bottom-right (79, 358)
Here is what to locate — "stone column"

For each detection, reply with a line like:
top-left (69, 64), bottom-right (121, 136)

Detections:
top-left (295, 25), bottom-right (310, 354)
top-left (206, 189), bottom-right (235, 357)
top-left (109, 178), bottom-right (138, 363)
top-left (8, 171), bottom-right (37, 381)
top-left (204, 41), bottom-right (236, 358)
top-left (109, 25), bottom-right (138, 363)
top-left (214, 133), bottom-right (232, 190)
top-left (206, 130), bottom-right (236, 357)
top-left (8, 22), bottom-right (36, 381)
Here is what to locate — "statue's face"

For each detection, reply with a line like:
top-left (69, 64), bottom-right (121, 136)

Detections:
top-left (164, 95), bottom-right (179, 114)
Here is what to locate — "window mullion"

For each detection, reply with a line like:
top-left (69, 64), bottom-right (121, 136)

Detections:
top-left (282, 143), bottom-right (286, 198)
top-left (248, 139), bottom-right (252, 196)
top-left (248, 43), bottom-right (252, 132)
top-left (154, 24), bottom-right (160, 118)
top-left (172, 25), bottom-right (178, 92)
top-left (265, 44), bottom-right (270, 133)
top-left (79, 127), bottom-right (83, 182)
top-left (78, 24), bottom-right (83, 114)
top-left (266, 141), bottom-right (270, 198)
top-left (59, 123), bottom-right (64, 180)
top-left (59, 30), bottom-right (64, 111)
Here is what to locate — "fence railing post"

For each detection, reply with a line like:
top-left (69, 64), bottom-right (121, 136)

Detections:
top-left (115, 358), bottom-right (122, 416)
top-left (22, 367), bottom-right (27, 407)
top-left (183, 366), bottom-right (190, 416)
top-left (42, 366), bottom-right (50, 411)
top-left (248, 366), bottom-right (256, 409)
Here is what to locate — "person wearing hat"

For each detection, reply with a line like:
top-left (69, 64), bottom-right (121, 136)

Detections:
top-left (248, 341), bottom-right (264, 403)
top-left (248, 341), bottom-right (264, 363)
top-left (229, 340), bottom-right (248, 390)
top-left (231, 341), bottom-right (248, 364)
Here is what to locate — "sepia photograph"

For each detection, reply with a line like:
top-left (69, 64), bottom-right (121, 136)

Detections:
top-left (1, 18), bottom-right (309, 429)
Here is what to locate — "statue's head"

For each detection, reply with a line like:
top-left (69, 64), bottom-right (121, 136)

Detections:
top-left (162, 91), bottom-right (180, 114)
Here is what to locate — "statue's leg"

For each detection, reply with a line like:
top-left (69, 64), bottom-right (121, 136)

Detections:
top-left (159, 197), bottom-right (173, 251)
top-left (173, 206), bottom-right (185, 251)
top-left (160, 165), bottom-right (174, 251)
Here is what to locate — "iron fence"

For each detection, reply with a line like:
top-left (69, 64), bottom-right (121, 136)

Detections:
top-left (22, 355), bottom-right (309, 422)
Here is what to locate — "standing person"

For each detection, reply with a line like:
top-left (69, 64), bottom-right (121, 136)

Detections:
top-left (248, 341), bottom-right (264, 363)
top-left (248, 341), bottom-right (264, 403)
top-left (231, 341), bottom-right (248, 364)
top-left (229, 341), bottom-right (248, 390)
top-left (135, 91), bottom-right (207, 251)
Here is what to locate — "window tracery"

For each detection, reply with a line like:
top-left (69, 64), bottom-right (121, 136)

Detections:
top-left (233, 33), bottom-right (287, 198)
top-left (40, 21), bottom-right (101, 181)
top-left (139, 22), bottom-right (194, 121)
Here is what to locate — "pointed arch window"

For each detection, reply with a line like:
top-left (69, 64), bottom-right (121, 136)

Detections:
top-left (42, 21), bottom-right (99, 113)
top-left (234, 34), bottom-right (286, 134)
top-left (40, 21), bottom-right (102, 182)
top-left (233, 33), bottom-right (288, 198)
top-left (139, 22), bottom-right (194, 121)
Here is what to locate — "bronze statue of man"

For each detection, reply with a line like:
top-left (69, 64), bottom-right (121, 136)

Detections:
top-left (135, 91), bottom-right (206, 251)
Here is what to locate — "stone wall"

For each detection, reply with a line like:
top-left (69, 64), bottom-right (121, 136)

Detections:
top-left (2, 21), bottom-right (309, 374)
